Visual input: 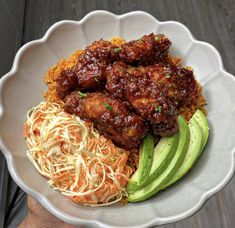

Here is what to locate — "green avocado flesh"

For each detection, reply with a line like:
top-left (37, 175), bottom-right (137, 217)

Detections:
top-left (127, 134), bottom-right (154, 191)
top-left (127, 130), bottom-right (180, 193)
top-left (164, 118), bottom-right (203, 188)
top-left (128, 116), bottom-right (190, 202)
top-left (164, 110), bottom-right (209, 188)
top-left (136, 134), bottom-right (154, 186)
top-left (192, 110), bottom-right (209, 148)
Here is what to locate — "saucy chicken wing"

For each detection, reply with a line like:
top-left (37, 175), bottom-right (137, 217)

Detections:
top-left (56, 34), bottom-right (172, 99)
top-left (125, 62), bottom-right (200, 108)
top-left (56, 40), bottom-right (116, 98)
top-left (117, 33), bottom-right (171, 65)
top-left (146, 63), bottom-right (200, 108)
top-left (64, 92), bottom-right (148, 149)
top-left (105, 62), bottom-right (178, 137)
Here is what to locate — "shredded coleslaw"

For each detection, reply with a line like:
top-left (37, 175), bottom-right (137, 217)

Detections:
top-left (24, 101), bottom-right (133, 206)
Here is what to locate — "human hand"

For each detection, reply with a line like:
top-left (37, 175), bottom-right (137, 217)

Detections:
top-left (19, 196), bottom-right (76, 228)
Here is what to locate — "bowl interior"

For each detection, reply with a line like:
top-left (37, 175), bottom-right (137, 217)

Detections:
top-left (0, 12), bottom-right (235, 227)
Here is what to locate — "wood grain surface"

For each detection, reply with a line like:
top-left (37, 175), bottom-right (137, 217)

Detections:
top-left (0, 1), bottom-right (27, 227)
top-left (1, 0), bottom-right (235, 227)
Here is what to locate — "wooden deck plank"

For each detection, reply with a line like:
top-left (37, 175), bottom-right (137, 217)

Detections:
top-left (1, 0), bottom-right (234, 227)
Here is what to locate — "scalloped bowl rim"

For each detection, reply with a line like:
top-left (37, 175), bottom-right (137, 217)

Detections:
top-left (0, 10), bottom-right (235, 228)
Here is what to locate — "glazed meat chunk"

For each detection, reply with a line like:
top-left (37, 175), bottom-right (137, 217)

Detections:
top-left (105, 62), bottom-right (178, 136)
top-left (55, 34), bottom-right (172, 99)
top-left (64, 92), bottom-right (148, 149)
top-left (125, 62), bottom-right (200, 108)
top-left (117, 33), bottom-right (171, 65)
top-left (146, 63), bottom-right (200, 108)
top-left (56, 40), bottom-right (116, 98)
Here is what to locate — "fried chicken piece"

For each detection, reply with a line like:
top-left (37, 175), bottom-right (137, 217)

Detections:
top-left (105, 62), bottom-right (178, 136)
top-left (56, 34), bottom-right (171, 98)
top-left (55, 69), bottom-right (78, 99)
top-left (64, 92), bottom-right (148, 149)
top-left (126, 62), bottom-right (200, 108)
top-left (117, 33), bottom-right (171, 65)
top-left (148, 63), bottom-right (199, 108)
top-left (56, 40), bottom-right (117, 98)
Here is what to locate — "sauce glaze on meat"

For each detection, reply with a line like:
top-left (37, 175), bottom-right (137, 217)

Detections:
top-left (64, 92), bottom-right (148, 149)
top-left (58, 33), bottom-right (200, 149)
top-left (56, 33), bottom-right (171, 98)
top-left (56, 40), bottom-right (116, 98)
top-left (106, 61), bottom-right (178, 137)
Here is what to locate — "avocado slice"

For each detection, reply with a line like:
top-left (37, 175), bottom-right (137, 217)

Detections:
top-left (137, 134), bottom-right (155, 186)
top-left (127, 131), bottom-right (179, 193)
top-left (128, 116), bottom-right (189, 202)
top-left (193, 110), bottom-right (209, 148)
top-left (164, 110), bottom-right (209, 188)
top-left (164, 118), bottom-right (203, 188)
top-left (127, 134), bottom-right (154, 191)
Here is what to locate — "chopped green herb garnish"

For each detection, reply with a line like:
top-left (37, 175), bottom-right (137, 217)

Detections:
top-left (155, 36), bottom-right (159, 41)
top-left (79, 92), bottom-right (86, 98)
top-left (155, 106), bottom-right (162, 113)
top-left (114, 47), bottom-right (122, 53)
top-left (104, 103), bottom-right (112, 111)
top-left (165, 73), bottom-right (171, 78)
top-left (94, 77), bottom-right (99, 82)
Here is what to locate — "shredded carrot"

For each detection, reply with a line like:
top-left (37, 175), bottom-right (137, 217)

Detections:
top-left (24, 101), bottom-right (133, 206)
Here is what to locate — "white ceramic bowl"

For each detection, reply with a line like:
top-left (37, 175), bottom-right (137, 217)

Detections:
top-left (1, 10), bottom-right (235, 228)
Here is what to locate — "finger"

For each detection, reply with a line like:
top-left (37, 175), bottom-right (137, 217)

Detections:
top-left (26, 195), bottom-right (79, 227)
top-left (27, 196), bottom-right (63, 223)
